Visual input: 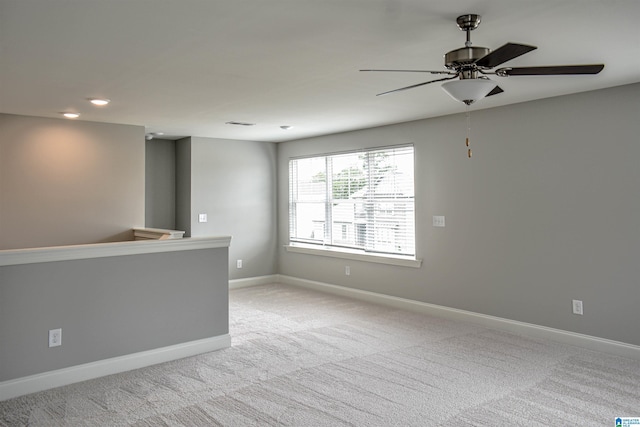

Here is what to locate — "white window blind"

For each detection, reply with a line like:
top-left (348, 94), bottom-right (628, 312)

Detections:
top-left (289, 145), bottom-right (415, 257)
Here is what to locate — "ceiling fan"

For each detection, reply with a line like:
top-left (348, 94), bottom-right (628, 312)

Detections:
top-left (361, 14), bottom-right (604, 105)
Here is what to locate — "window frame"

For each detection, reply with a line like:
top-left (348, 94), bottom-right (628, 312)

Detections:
top-left (286, 144), bottom-right (421, 268)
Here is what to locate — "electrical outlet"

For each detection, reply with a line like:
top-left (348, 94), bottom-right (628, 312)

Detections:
top-left (49, 328), bottom-right (62, 347)
top-left (198, 213), bottom-right (207, 223)
top-left (572, 299), bottom-right (583, 315)
top-left (345, 266), bottom-right (351, 276)
top-left (237, 259), bottom-right (243, 269)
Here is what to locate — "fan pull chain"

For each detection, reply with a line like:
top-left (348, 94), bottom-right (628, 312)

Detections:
top-left (465, 105), bottom-right (472, 158)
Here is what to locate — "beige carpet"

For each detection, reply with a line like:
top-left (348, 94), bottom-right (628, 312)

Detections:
top-left (1, 283), bottom-right (639, 426)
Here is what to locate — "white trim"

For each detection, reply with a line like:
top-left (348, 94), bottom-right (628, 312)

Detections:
top-left (0, 334), bottom-right (231, 401)
top-left (229, 275), bottom-right (280, 289)
top-left (0, 236), bottom-right (232, 267)
top-left (277, 275), bottom-right (640, 361)
top-left (285, 244), bottom-right (422, 268)
top-left (133, 227), bottom-right (185, 240)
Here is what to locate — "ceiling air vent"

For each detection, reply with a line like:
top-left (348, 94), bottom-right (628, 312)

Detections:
top-left (225, 121), bottom-right (255, 126)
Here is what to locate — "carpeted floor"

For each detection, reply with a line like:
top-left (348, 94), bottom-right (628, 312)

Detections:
top-left (1, 283), bottom-right (638, 426)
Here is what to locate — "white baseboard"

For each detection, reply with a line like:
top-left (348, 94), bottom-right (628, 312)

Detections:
top-left (0, 334), bottom-right (231, 401)
top-left (229, 274), bottom-right (279, 289)
top-left (276, 275), bottom-right (640, 361)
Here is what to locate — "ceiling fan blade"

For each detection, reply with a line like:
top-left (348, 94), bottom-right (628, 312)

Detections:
top-left (486, 86), bottom-right (504, 97)
top-left (496, 64), bottom-right (605, 76)
top-left (361, 69), bottom-right (456, 75)
top-left (376, 76), bottom-right (458, 96)
top-left (475, 43), bottom-right (537, 68)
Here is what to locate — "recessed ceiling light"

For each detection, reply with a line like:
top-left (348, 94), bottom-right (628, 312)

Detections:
top-left (62, 112), bottom-right (80, 119)
top-left (280, 125), bottom-right (293, 130)
top-left (145, 132), bottom-right (164, 140)
top-left (89, 98), bottom-right (110, 106)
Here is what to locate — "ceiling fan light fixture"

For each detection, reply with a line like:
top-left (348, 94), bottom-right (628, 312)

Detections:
top-left (441, 79), bottom-right (498, 105)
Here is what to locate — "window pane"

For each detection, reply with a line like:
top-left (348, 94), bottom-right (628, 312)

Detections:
top-left (330, 200), bottom-right (361, 247)
top-left (291, 157), bottom-right (327, 202)
top-left (330, 152), bottom-right (365, 200)
top-left (290, 157), bottom-right (328, 243)
top-left (291, 202), bottom-right (326, 243)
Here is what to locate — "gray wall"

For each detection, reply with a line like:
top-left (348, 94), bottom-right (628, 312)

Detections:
top-left (0, 247), bottom-right (229, 381)
top-left (176, 137), bottom-right (278, 280)
top-left (0, 114), bottom-right (145, 249)
top-left (0, 113), bottom-right (278, 279)
top-left (175, 137), bottom-right (192, 236)
top-left (145, 138), bottom-right (176, 229)
top-left (277, 83), bottom-right (640, 346)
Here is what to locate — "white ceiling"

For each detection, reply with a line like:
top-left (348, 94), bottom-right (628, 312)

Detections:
top-left (1, 0), bottom-right (639, 142)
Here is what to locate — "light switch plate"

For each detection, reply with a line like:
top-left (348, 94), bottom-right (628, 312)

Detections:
top-left (572, 299), bottom-right (583, 315)
top-left (433, 216), bottom-right (445, 227)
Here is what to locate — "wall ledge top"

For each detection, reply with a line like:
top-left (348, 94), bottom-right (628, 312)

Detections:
top-left (0, 236), bottom-right (231, 267)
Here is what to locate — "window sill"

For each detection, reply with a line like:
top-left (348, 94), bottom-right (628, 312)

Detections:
top-left (285, 243), bottom-right (422, 268)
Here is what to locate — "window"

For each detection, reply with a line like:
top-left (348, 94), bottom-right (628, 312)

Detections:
top-left (289, 145), bottom-right (415, 258)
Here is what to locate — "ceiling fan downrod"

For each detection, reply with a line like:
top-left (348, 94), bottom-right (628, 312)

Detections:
top-left (445, 14), bottom-right (490, 72)
top-left (456, 14), bottom-right (481, 47)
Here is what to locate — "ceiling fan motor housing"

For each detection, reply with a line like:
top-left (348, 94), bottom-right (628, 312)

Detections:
top-left (444, 46), bottom-right (490, 71)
